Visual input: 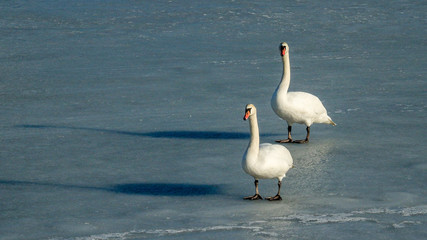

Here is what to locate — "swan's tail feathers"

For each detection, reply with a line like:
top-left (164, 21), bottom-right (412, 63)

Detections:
top-left (328, 116), bottom-right (336, 126)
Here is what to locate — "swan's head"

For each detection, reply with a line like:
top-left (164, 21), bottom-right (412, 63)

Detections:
top-left (279, 42), bottom-right (289, 57)
top-left (243, 104), bottom-right (256, 121)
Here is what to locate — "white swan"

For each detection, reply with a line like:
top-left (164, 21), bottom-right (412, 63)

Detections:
top-left (242, 104), bottom-right (293, 201)
top-left (271, 42), bottom-right (336, 143)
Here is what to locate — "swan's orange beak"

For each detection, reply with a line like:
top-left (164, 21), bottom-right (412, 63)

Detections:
top-left (281, 48), bottom-right (286, 56)
top-left (243, 110), bottom-right (250, 120)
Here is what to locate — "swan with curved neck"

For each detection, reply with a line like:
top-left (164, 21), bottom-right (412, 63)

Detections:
top-left (242, 104), bottom-right (293, 201)
top-left (271, 42), bottom-right (336, 143)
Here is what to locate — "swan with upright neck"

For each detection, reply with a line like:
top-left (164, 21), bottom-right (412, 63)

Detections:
top-left (242, 104), bottom-right (293, 201)
top-left (271, 42), bottom-right (336, 143)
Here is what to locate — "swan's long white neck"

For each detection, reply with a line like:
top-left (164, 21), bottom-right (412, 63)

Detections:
top-left (246, 114), bottom-right (260, 158)
top-left (275, 54), bottom-right (291, 94)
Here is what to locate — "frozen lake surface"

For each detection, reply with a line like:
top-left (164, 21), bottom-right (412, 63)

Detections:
top-left (1, 0), bottom-right (426, 239)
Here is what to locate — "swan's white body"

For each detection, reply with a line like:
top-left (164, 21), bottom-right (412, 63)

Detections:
top-left (272, 91), bottom-right (333, 127)
top-left (243, 142), bottom-right (293, 181)
top-left (242, 104), bottom-right (293, 200)
top-left (271, 42), bottom-right (335, 142)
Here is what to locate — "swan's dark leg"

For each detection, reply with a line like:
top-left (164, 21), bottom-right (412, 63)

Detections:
top-left (244, 179), bottom-right (263, 200)
top-left (293, 126), bottom-right (310, 144)
top-left (276, 126), bottom-right (293, 143)
top-left (266, 180), bottom-right (282, 201)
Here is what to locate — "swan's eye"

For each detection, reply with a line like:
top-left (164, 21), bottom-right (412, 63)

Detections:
top-left (246, 108), bottom-right (252, 113)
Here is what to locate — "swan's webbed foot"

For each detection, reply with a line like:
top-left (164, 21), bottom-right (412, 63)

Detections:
top-left (243, 194), bottom-right (263, 200)
top-left (292, 139), bottom-right (308, 144)
top-left (266, 194), bottom-right (282, 201)
top-left (277, 126), bottom-right (293, 143)
top-left (275, 138), bottom-right (293, 143)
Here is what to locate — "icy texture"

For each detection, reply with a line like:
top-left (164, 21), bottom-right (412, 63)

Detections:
top-left (1, 0), bottom-right (426, 239)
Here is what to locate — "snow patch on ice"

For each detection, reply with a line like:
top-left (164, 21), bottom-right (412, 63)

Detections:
top-left (49, 206), bottom-right (427, 239)
top-left (392, 221), bottom-right (422, 229)
top-left (52, 225), bottom-right (262, 240)
top-left (273, 213), bottom-right (371, 224)
top-left (353, 205), bottom-right (427, 217)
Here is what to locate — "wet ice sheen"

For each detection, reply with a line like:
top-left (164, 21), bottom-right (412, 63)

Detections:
top-left (1, 0), bottom-right (426, 239)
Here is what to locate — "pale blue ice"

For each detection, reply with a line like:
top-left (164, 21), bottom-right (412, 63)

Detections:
top-left (0, 0), bottom-right (426, 239)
